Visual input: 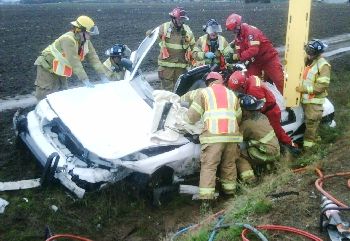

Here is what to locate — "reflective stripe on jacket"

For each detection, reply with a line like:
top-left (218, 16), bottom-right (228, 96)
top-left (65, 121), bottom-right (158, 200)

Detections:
top-left (301, 57), bottom-right (331, 104)
top-left (240, 112), bottom-right (280, 160)
top-left (157, 21), bottom-right (195, 68)
top-left (103, 58), bottom-right (125, 81)
top-left (192, 34), bottom-right (231, 69)
top-left (248, 130), bottom-right (276, 153)
top-left (186, 82), bottom-right (242, 144)
top-left (48, 32), bottom-right (89, 77)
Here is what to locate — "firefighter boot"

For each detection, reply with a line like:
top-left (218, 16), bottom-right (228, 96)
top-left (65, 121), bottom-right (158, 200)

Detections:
top-left (237, 158), bottom-right (256, 184)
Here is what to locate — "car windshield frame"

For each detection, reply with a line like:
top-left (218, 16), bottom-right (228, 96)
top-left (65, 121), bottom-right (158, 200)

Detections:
top-left (126, 27), bottom-right (160, 108)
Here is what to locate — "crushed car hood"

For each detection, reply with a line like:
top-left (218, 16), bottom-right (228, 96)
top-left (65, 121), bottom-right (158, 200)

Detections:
top-left (46, 80), bottom-right (188, 160)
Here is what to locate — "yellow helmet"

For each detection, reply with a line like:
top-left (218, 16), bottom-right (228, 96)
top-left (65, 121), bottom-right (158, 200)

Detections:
top-left (71, 15), bottom-right (99, 35)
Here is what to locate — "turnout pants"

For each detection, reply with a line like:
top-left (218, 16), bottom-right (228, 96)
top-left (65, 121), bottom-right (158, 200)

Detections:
top-left (237, 147), bottom-right (279, 182)
top-left (199, 142), bottom-right (239, 200)
top-left (302, 103), bottom-right (323, 147)
top-left (247, 56), bottom-right (285, 94)
top-left (158, 66), bottom-right (186, 91)
top-left (34, 65), bottom-right (67, 101)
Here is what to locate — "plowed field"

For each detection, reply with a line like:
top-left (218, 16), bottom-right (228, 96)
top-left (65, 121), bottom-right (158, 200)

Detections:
top-left (0, 2), bottom-right (350, 241)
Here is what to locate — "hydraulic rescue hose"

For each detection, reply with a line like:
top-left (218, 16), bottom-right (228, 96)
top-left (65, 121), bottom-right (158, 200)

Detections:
top-left (172, 167), bottom-right (350, 241)
top-left (45, 234), bottom-right (93, 241)
top-left (170, 215), bottom-right (269, 241)
top-left (241, 225), bottom-right (323, 241)
top-left (212, 222), bottom-right (269, 241)
top-left (314, 168), bottom-right (350, 208)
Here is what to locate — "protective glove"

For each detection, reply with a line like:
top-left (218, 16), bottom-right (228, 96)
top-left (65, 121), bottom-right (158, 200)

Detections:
top-left (205, 52), bottom-right (215, 59)
top-left (232, 53), bottom-right (239, 61)
top-left (82, 79), bottom-right (95, 88)
top-left (180, 101), bottom-right (190, 108)
top-left (239, 141), bottom-right (248, 150)
top-left (145, 29), bottom-right (153, 37)
top-left (99, 74), bottom-right (110, 83)
top-left (121, 58), bottom-right (133, 72)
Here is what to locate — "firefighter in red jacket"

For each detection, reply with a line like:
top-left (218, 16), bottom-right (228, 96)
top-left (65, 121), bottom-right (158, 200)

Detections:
top-left (228, 70), bottom-right (299, 153)
top-left (225, 13), bottom-right (285, 94)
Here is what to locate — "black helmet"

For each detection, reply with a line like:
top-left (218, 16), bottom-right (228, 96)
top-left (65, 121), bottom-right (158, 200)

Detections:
top-left (203, 19), bottom-right (222, 34)
top-left (304, 39), bottom-right (327, 56)
top-left (239, 94), bottom-right (264, 111)
top-left (105, 44), bottom-right (127, 57)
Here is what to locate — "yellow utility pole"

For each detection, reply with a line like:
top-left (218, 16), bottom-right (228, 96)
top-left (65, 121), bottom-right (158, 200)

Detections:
top-left (283, 0), bottom-right (312, 107)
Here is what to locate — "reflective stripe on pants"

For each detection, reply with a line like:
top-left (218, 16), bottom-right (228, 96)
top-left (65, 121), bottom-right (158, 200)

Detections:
top-left (199, 142), bottom-right (239, 199)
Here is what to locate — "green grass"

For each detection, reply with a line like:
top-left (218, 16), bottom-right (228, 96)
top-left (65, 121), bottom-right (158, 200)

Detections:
top-left (176, 56), bottom-right (350, 241)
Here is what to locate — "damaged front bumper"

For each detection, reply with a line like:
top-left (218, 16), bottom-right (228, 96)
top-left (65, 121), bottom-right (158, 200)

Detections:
top-left (13, 102), bottom-right (200, 198)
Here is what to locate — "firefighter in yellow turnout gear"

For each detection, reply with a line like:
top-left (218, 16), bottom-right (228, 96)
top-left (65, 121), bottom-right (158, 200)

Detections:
top-left (103, 44), bottom-right (132, 81)
top-left (192, 19), bottom-right (233, 69)
top-left (296, 39), bottom-right (331, 148)
top-left (157, 7), bottom-right (195, 91)
top-left (34, 15), bottom-right (109, 101)
top-left (237, 94), bottom-right (280, 183)
top-left (186, 72), bottom-right (242, 200)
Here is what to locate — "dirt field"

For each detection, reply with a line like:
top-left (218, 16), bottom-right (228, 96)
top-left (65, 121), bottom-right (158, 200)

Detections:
top-left (1, 2), bottom-right (350, 241)
top-left (1, 2), bottom-right (350, 98)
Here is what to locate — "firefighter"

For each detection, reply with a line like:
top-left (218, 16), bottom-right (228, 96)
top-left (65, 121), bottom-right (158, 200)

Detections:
top-left (238, 94), bottom-right (280, 183)
top-left (186, 72), bottom-right (242, 200)
top-left (103, 44), bottom-right (132, 81)
top-left (156, 7), bottom-right (195, 91)
top-left (228, 70), bottom-right (299, 154)
top-left (34, 15), bottom-right (109, 101)
top-left (192, 19), bottom-right (233, 70)
top-left (296, 39), bottom-right (331, 148)
top-left (225, 13), bottom-right (285, 94)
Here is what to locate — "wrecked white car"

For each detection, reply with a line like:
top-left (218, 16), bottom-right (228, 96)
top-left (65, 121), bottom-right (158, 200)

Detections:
top-left (14, 27), bottom-right (200, 199)
top-left (13, 27), bottom-right (335, 199)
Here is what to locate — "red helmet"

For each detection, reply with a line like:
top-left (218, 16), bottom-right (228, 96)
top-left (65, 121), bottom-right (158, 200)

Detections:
top-left (228, 71), bottom-right (246, 91)
top-left (225, 13), bottom-right (242, 31)
top-left (169, 7), bottom-right (189, 21)
top-left (206, 72), bottom-right (223, 83)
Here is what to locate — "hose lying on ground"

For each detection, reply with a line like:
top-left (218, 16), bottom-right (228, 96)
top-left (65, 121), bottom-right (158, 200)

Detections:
top-left (45, 234), bottom-right (93, 241)
top-left (241, 225), bottom-right (323, 241)
top-left (314, 168), bottom-right (350, 208)
top-left (171, 214), bottom-right (269, 241)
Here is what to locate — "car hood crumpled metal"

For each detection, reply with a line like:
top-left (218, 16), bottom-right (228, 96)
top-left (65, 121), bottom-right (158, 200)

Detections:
top-left (46, 81), bottom-right (188, 160)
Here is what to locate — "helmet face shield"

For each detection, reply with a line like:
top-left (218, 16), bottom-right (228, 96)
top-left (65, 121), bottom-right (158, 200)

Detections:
top-left (87, 25), bottom-right (99, 35)
top-left (206, 24), bottom-right (222, 34)
top-left (169, 7), bottom-right (189, 22)
top-left (180, 15), bottom-right (189, 21)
